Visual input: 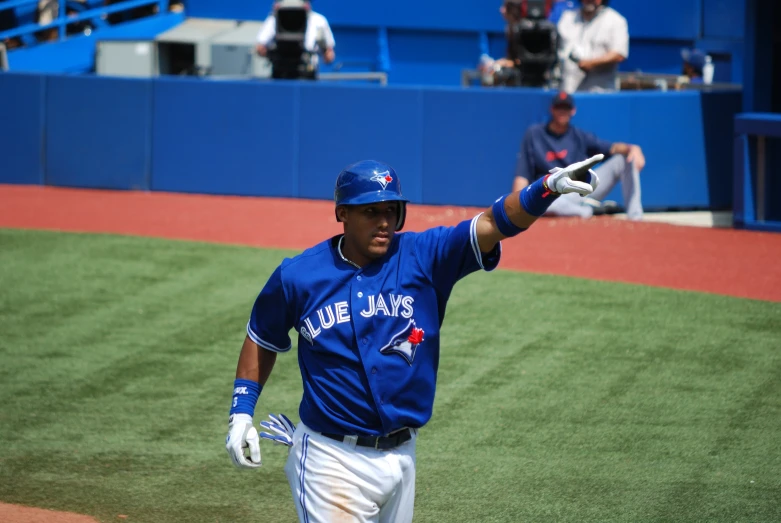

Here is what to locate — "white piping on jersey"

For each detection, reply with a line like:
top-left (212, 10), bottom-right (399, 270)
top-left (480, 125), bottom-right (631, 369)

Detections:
top-left (337, 236), bottom-right (362, 270)
top-left (469, 212), bottom-right (502, 271)
top-left (246, 321), bottom-right (292, 352)
top-left (469, 213), bottom-right (485, 270)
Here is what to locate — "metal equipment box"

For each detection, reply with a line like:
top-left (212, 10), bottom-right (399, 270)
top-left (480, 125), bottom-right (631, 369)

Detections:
top-left (95, 40), bottom-right (157, 77)
top-left (209, 21), bottom-right (271, 78)
top-left (155, 18), bottom-right (238, 76)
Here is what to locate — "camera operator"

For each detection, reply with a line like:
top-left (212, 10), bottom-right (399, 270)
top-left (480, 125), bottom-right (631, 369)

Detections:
top-left (488, 0), bottom-right (525, 86)
top-left (255, 0), bottom-right (335, 80)
top-left (557, 0), bottom-right (628, 93)
top-left (490, 0), bottom-right (558, 87)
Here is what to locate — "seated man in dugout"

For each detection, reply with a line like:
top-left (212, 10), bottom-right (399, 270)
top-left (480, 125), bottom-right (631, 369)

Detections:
top-left (512, 91), bottom-right (645, 220)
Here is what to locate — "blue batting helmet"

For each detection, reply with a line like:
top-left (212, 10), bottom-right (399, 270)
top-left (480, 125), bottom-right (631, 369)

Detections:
top-left (334, 160), bottom-right (409, 230)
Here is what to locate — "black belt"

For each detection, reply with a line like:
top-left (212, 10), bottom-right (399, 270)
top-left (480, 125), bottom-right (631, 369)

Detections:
top-left (321, 428), bottom-right (413, 450)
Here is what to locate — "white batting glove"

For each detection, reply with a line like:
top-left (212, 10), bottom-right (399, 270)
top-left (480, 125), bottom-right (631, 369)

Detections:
top-left (546, 154), bottom-right (603, 196)
top-left (225, 413), bottom-right (262, 469)
top-left (259, 413), bottom-right (296, 447)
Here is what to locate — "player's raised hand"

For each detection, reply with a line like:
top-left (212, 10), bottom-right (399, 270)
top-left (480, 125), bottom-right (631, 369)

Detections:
top-left (546, 154), bottom-right (603, 196)
top-left (259, 413), bottom-right (296, 447)
top-left (226, 413), bottom-right (262, 469)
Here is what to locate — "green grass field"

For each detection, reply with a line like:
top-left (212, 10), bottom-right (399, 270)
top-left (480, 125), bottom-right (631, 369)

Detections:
top-left (1, 229), bottom-right (780, 523)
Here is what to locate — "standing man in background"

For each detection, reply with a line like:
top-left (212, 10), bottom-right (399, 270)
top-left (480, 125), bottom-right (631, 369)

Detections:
top-left (256, 0), bottom-right (335, 79)
top-left (512, 91), bottom-right (645, 220)
top-left (557, 0), bottom-right (629, 92)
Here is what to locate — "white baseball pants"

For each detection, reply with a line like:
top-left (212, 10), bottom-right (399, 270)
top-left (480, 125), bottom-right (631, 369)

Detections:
top-left (284, 422), bottom-right (418, 523)
top-left (545, 154), bottom-right (644, 220)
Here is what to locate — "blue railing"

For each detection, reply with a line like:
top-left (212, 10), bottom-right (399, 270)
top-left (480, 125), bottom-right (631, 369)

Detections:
top-left (0, 0), bottom-right (169, 43)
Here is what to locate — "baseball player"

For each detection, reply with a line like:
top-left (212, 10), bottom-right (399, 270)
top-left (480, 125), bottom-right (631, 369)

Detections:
top-left (512, 91), bottom-right (645, 220)
top-left (225, 156), bottom-right (603, 522)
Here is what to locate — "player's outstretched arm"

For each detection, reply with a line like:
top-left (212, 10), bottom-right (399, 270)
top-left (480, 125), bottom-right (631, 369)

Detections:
top-left (475, 154), bottom-right (604, 253)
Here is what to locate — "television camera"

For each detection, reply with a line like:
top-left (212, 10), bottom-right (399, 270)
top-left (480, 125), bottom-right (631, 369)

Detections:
top-left (267, 0), bottom-right (316, 79)
top-left (506, 0), bottom-right (559, 87)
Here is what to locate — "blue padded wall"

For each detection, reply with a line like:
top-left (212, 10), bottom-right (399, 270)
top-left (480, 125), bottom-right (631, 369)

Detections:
top-left (296, 84), bottom-right (424, 202)
top-left (628, 93), bottom-right (707, 209)
top-left (151, 78), bottom-right (298, 197)
top-left (421, 88), bottom-right (549, 206)
top-left (571, 93), bottom-right (634, 143)
top-left (45, 75), bottom-right (153, 190)
top-left (0, 74), bottom-right (45, 185)
top-left (11, 73), bottom-right (740, 211)
top-left (571, 92), bottom-right (715, 209)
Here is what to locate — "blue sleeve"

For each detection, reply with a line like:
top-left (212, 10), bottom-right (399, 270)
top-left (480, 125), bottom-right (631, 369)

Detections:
top-left (582, 129), bottom-right (613, 157)
top-left (247, 265), bottom-right (294, 353)
top-left (514, 128), bottom-right (537, 182)
top-left (414, 215), bottom-right (501, 296)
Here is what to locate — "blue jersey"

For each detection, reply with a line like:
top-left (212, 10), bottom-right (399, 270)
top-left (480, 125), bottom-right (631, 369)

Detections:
top-left (247, 215), bottom-right (501, 436)
top-left (515, 123), bottom-right (613, 182)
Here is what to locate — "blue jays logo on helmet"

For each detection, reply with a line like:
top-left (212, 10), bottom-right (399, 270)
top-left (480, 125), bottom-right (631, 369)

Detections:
top-left (379, 319), bottom-right (425, 365)
top-left (334, 160), bottom-right (410, 231)
top-left (370, 171), bottom-right (393, 190)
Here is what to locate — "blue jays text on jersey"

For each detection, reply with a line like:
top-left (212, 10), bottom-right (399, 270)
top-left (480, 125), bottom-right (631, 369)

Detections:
top-left (301, 292), bottom-right (416, 345)
top-left (246, 215), bottom-right (501, 437)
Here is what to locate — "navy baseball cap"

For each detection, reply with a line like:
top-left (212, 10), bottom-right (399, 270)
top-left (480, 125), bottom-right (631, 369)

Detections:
top-left (551, 90), bottom-right (574, 109)
top-left (681, 48), bottom-right (706, 73)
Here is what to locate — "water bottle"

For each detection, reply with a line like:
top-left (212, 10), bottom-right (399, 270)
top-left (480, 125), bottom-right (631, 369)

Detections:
top-left (479, 54), bottom-right (495, 86)
top-left (702, 55), bottom-right (714, 85)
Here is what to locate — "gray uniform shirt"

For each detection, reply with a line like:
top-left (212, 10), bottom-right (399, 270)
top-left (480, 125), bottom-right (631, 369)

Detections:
top-left (557, 7), bottom-right (629, 93)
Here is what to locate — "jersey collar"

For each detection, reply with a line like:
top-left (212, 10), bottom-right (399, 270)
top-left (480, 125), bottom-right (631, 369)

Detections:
top-left (337, 236), bottom-right (362, 270)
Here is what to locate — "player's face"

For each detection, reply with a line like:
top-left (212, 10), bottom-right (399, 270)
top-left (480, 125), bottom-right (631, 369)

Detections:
top-left (339, 202), bottom-right (399, 265)
top-left (551, 105), bottom-right (575, 126)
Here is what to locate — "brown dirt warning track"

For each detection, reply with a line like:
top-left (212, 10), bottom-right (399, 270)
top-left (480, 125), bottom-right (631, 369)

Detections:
top-left (0, 503), bottom-right (100, 523)
top-left (2, 185), bottom-right (781, 302)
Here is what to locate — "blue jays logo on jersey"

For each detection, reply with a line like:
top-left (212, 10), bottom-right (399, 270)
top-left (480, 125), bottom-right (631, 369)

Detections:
top-left (379, 319), bottom-right (425, 365)
top-left (370, 171), bottom-right (393, 190)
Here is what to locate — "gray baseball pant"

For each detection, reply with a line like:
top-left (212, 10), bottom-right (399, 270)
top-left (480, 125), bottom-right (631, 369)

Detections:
top-left (545, 154), bottom-right (643, 220)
